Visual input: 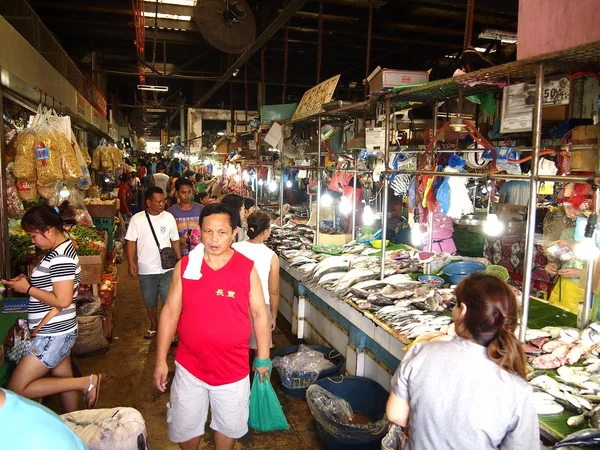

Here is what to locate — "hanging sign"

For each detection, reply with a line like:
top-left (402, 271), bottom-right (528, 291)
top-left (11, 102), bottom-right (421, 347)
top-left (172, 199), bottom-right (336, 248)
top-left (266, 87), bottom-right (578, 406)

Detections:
top-left (365, 127), bottom-right (386, 152)
top-left (76, 92), bottom-right (86, 117)
top-left (292, 75), bottom-right (341, 121)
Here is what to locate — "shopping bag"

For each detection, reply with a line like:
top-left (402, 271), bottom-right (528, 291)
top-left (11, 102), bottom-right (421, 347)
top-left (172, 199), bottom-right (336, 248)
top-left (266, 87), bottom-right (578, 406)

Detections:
top-left (248, 371), bottom-right (289, 432)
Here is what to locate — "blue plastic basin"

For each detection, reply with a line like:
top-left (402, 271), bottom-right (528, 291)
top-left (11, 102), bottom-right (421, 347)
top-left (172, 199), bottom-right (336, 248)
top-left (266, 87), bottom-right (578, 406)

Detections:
top-left (310, 376), bottom-right (389, 450)
top-left (443, 260), bottom-right (486, 284)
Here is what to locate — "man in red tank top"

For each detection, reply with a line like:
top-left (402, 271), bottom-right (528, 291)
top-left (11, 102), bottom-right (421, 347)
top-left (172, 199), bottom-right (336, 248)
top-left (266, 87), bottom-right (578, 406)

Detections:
top-left (153, 203), bottom-right (271, 450)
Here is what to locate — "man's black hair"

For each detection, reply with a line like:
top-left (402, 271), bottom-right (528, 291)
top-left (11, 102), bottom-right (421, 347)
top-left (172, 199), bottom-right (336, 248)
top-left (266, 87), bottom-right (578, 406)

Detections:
top-left (175, 177), bottom-right (193, 191)
top-left (145, 186), bottom-right (165, 202)
top-left (199, 203), bottom-right (237, 230)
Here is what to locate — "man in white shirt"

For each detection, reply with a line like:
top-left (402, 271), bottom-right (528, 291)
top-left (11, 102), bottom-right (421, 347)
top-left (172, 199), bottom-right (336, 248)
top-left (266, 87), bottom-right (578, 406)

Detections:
top-left (126, 186), bottom-right (181, 339)
top-left (152, 162), bottom-right (170, 196)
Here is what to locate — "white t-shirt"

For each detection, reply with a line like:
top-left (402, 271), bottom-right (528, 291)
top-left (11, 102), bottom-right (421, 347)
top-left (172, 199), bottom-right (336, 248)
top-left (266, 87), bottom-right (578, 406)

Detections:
top-left (153, 173), bottom-right (170, 196)
top-left (125, 210), bottom-right (179, 274)
top-left (232, 241), bottom-right (275, 304)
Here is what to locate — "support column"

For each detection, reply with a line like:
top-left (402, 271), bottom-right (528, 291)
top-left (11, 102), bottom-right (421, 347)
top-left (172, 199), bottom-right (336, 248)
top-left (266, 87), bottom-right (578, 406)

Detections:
top-left (519, 63), bottom-right (544, 342)
top-left (316, 117), bottom-right (322, 245)
top-left (380, 97), bottom-right (391, 279)
top-left (0, 82), bottom-right (9, 279)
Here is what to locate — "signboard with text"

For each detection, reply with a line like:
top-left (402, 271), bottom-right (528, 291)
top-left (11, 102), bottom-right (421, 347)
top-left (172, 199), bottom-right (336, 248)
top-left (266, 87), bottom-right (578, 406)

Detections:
top-left (86, 75), bottom-right (107, 119)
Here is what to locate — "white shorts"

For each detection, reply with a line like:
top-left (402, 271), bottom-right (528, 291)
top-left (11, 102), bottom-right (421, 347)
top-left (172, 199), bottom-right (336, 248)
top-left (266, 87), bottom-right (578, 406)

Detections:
top-left (167, 362), bottom-right (250, 443)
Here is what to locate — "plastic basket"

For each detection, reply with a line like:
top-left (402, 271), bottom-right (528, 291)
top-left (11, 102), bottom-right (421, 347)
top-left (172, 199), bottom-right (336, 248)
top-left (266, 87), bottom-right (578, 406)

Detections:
top-left (99, 289), bottom-right (115, 308)
top-left (272, 345), bottom-right (345, 398)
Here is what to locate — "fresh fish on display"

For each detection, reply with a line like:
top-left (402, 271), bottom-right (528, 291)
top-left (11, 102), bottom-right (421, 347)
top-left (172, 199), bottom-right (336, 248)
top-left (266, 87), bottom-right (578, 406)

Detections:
top-left (581, 325), bottom-right (600, 349)
top-left (312, 260), bottom-right (350, 281)
top-left (555, 428), bottom-right (600, 448)
top-left (298, 263), bottom-right (318, 273)
top-left (366, 292), bottom-right (395, 306)
top-left (380, 285), bottom-right (415, 300)
top-left (290, 256), bottom-right (318, 267)
top-left (529, 336), bottom-right (551, 350)
top-left (408, 326), bottom-right (438, 339)
top-left (525, 329), bottom-right (552, 341)
top-left (560, 328), bottom-right (581, 344)
top-left (334, 269), bottom-right (379, 294)
top-left (533, 391), bottom-right (565, 415)
top-left (531, 354), bottom-right (564, 369)
top-left (355, 300), bottom-right (380, 312)
top-left (382, 274), bottom-right (420, 288)
top-left (317, 272), bottom-right (347, 287)
top-left (541, 340), bottom-right (569, 353)
top-left (361, 247), bottom-right (382, 256)
top-left (541, 326), bottom-right (564, 339)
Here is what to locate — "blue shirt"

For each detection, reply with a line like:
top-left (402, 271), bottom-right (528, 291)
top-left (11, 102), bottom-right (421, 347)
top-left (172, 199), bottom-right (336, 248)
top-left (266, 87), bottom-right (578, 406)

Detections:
top-left (0, 389), bottom-right (87, 449)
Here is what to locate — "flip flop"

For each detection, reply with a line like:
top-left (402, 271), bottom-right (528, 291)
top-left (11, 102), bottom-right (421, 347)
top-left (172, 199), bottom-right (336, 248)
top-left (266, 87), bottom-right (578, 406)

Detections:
top-left (84, 374), bottom-right (102, 409)
top-left (144, 330), bottom-right (157, 339)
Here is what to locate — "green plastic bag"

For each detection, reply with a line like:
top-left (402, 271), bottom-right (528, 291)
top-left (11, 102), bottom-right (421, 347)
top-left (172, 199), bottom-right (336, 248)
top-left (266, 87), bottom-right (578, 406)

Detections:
top-left (248, 370), bottom-right (289, 432)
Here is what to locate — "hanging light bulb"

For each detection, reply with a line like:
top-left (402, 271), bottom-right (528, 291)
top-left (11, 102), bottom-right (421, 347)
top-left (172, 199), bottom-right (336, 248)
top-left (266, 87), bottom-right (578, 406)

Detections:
top-left (258, 179), bottom-right (264, 186)
top-left (59, 184), bottom-right (70, 201)
top-left (339, 197), bottom-right (352, 215)
top-left (363, 205), bottom-right (375, 226)
top-left (286, 180), bottom-right (292, 188)
top-left (411, 225), bottom-right (423, 247)
top-left (321, 193), bottom-right (333, 206)
top-left (269, 180), bottom-right (277, 192)
top-left (483, 213), bottom-right (504, 236)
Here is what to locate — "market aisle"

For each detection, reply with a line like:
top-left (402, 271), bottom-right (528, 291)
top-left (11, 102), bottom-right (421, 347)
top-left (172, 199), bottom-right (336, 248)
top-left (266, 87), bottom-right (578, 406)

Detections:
top-left (74, 264), bottom-right (327, 450)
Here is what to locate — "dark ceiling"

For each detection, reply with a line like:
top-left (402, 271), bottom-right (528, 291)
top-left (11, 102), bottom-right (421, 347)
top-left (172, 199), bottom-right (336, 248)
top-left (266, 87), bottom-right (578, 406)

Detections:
top-left (22, 0), bottom-right (518, 135)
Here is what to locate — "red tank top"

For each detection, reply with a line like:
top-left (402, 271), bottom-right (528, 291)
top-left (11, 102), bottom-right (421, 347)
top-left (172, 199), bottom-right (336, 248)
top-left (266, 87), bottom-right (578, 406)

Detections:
top-left (176, 250), bottom-right (254, 386)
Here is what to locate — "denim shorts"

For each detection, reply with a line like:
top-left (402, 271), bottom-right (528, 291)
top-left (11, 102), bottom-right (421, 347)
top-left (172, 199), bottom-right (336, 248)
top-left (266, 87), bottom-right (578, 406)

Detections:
top-left (27, 330), bottom-right (78, 369)
top-left (138, 271), bottom-right (174, 308)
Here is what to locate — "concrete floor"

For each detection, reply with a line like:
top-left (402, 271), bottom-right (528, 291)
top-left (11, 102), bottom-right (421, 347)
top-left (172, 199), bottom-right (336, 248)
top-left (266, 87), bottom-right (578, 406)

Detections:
top-left (73, 264), bottom-right (328, 450)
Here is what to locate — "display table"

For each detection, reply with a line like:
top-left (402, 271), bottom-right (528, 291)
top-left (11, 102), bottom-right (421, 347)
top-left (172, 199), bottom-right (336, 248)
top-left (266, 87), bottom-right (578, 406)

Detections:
top-left (0, 298), bottom-right (28, 387)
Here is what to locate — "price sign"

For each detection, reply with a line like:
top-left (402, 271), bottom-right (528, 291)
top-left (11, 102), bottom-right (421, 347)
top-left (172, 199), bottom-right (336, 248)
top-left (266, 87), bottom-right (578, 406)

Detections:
top-left (35, 146), bottom-right (49, 161)
top-left (525, 77), bottom-right (570, 107)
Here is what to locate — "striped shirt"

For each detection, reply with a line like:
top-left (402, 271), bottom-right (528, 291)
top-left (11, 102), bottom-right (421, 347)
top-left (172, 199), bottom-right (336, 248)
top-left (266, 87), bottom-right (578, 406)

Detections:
top-left (29, 240), bottom-right (81, 336)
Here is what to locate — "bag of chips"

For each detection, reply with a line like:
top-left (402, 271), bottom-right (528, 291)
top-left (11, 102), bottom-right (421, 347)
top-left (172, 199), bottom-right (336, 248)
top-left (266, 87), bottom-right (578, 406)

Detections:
top-left (13, 128), bottom-right (37, 182)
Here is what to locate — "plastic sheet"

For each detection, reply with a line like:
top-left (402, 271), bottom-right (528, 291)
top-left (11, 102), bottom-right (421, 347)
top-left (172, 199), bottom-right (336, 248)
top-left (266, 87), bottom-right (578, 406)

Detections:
top-left (61, 407), bottom-right (148, 450)
top-left (306, 384), bottom-right (388, 445)
top-left (381, 424), bottom-right (407, 450)
top-left (272, 345), bottom-right (335, 389)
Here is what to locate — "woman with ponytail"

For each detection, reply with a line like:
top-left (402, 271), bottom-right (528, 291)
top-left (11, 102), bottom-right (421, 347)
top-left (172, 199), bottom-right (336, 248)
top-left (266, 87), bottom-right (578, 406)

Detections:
top-left (232, 212), bottom-right (279, 365)
top-left (2, 202), bottom-right (101, 411)
top-left (386, 273), bottom-right (539, 449)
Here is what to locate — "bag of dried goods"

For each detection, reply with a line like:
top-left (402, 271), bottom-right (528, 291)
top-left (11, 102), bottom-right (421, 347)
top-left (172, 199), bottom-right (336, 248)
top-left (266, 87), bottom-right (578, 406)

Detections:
top-left (6, 166), bottom-right (24, 216)
top-left (109, 147), bottom-right (122, 170)
top-left (16, 180), bottom-right (37, 202)
top-left (37, 180), bottom-right (60, 200)
top-left (72, 137), bottom-right (90, 188)
top-left (100, 146), bottom-right (113, 172)
top-left (13, 129), bottom-right (37, 182)
top-left (34, 120), bottom-right (64, 184)
top-left (60, 138), bottom-right (83, 181)
top-left (91, 145), bottom-right (101, 170)
top-left (81, 145), bottom-right (92, 165)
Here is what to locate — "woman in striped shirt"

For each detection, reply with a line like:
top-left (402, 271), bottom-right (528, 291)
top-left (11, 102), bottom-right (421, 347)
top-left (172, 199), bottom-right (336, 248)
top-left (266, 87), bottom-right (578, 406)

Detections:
top-left (2, 203), bottom-right (101, 411)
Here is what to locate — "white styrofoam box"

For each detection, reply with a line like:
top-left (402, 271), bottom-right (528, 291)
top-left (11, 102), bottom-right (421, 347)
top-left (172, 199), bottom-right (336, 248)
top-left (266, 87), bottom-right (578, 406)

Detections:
top-left (376, 366), bottom-right (391, 393)
top-left (389, 336), bottom-right (406, 360)
top-left (360, 315), bottom-right (376, 339)
top-left (374, 325), bottom-right (391, 353)
top-left (339, 301), bottom-right (353, 319)
top-left (345, 346), bottom-right (357, 375)
top-left (330, 325), bottom-right (349, 355)
top-left (367, 67), bottom-right (430, 93)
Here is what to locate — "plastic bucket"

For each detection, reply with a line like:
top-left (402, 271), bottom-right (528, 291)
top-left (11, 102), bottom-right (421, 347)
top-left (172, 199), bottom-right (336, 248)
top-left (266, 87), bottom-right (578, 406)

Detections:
top-left (311, 376), bottom-right (389, 450)
top-left (272, 345), bottom-right (345, 398)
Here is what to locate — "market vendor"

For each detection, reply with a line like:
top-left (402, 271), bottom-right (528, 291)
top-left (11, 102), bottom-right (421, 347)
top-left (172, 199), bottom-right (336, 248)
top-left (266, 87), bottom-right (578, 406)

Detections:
top-left (413, 203), bottom-right (456, 253)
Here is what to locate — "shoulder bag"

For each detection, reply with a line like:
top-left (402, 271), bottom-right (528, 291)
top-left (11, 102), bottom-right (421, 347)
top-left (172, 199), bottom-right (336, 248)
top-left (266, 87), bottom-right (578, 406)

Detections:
top-left (146, 211), bottom-right (178, 269)
top-left (4, 308), bottom-right (60, 364)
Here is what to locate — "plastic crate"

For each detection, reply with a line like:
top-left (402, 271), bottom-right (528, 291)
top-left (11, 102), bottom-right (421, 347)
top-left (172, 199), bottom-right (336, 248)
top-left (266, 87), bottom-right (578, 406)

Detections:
top-left (99, 288), bottom-right (114, 308)
top-left (92, 218), bottom-right (115, 252)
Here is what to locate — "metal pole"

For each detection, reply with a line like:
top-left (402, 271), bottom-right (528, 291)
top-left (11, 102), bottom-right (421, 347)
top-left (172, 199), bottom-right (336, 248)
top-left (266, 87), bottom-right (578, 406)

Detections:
top-left (463, 0), bottom-right (475, 52)
top-left (364, 0), bottom-right (373, 100)
top-left (380, 98), bottom-right (391, 279)
top-left (581, 189), bottom-right (599, 328)
top-left (244, 63), bottom-right (248, 130)
top-left (0, 82), bottom-right (10, 280)
top-left (255, 172), bottom-right (259, 209)
top-left (279, 145), bottom-right (284, 225)
top-left (261, 46), bottom-right (266, 108)
top-left (316, 117), bottom-right (322, 245)
top-left (519, 63), bottom-right (544, 342)
top-left (426, 103), bottom-right (438, 255)
top-left (351, 168), bottom-right (357, 240)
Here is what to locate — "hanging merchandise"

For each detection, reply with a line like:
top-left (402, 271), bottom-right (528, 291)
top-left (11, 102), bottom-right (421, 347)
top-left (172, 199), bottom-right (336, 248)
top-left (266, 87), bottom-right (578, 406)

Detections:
top-left (13, 128), bottom-right (37, 181)
top-left (5, 164), bottom-right (24, 216)
top-left (373, 152), bottom-right (385, 181)
top-left (481, 146), bottom-right (522, 174)
top-left (328, 167), bottom-right (352, 193)
top-left (440, 156), bottom-right (473, 219)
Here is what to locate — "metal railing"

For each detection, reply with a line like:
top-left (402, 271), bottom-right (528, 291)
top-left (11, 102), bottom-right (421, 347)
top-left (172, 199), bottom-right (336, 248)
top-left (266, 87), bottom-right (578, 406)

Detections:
top-left (0, 0), bottom-right (87, 97)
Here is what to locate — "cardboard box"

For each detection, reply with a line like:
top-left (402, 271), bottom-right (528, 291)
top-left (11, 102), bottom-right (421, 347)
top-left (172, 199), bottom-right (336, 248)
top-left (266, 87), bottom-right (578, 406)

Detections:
top-left (79, 254), bottom-right (105, 285)
top-left (318, 233), bottom-right (352, 245)
top-left (542, 105), bottom-right (568, 122)
top-left (571, 125), bottom-right (598, 171)
top-left (367, 67), bottom-right (429, 93)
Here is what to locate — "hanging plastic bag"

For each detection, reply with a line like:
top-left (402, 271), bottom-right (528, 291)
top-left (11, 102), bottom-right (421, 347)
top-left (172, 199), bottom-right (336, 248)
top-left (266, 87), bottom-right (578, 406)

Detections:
top-left (16, 180), bottom-right (37, 202)
top-left (91, 145), bottom-right (101, 170)
top-left (34, 122), bottom-right (65, 184)
top-left (37, 180), bottom-right (61, 201)
top-left (6, 165), bottom-right (24, 216)
top-left (13, 128), bottom-right (37, 182)
top-left (72, 138), bottom-right (91, 189)
top-left (248, 370), bottom-right (289, 432)
top-left (100, 146), bottom-right (113, 172)
top-left (444, 166), bottom-right (473, 219)
top-left (68, 187), bottom-right (93, 227)
top-left (436, 177), bottom-right (452, 216)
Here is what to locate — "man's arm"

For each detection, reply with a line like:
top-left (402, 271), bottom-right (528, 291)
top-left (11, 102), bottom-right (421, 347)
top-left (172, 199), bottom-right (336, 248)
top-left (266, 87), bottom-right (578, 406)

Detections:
top-left (153, 260), bottom-right (183, 392)
top-left (268, 255), bottom-right (280, 330)
top-left (249, 267), bottom-right (270, 380)
top-left (171, 240), bottom-right (182, 259)
top-left (126, 240), bottom-right (138, 278)
top-left (386, 392), bottom-right (410, 427)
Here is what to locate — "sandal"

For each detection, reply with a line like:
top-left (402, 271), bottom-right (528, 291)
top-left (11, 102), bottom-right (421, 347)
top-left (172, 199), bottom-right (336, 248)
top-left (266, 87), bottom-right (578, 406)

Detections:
top-left (84, 374), bottom-right (102, 409)
top-left (144, 329), bottom-right (157, 339)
